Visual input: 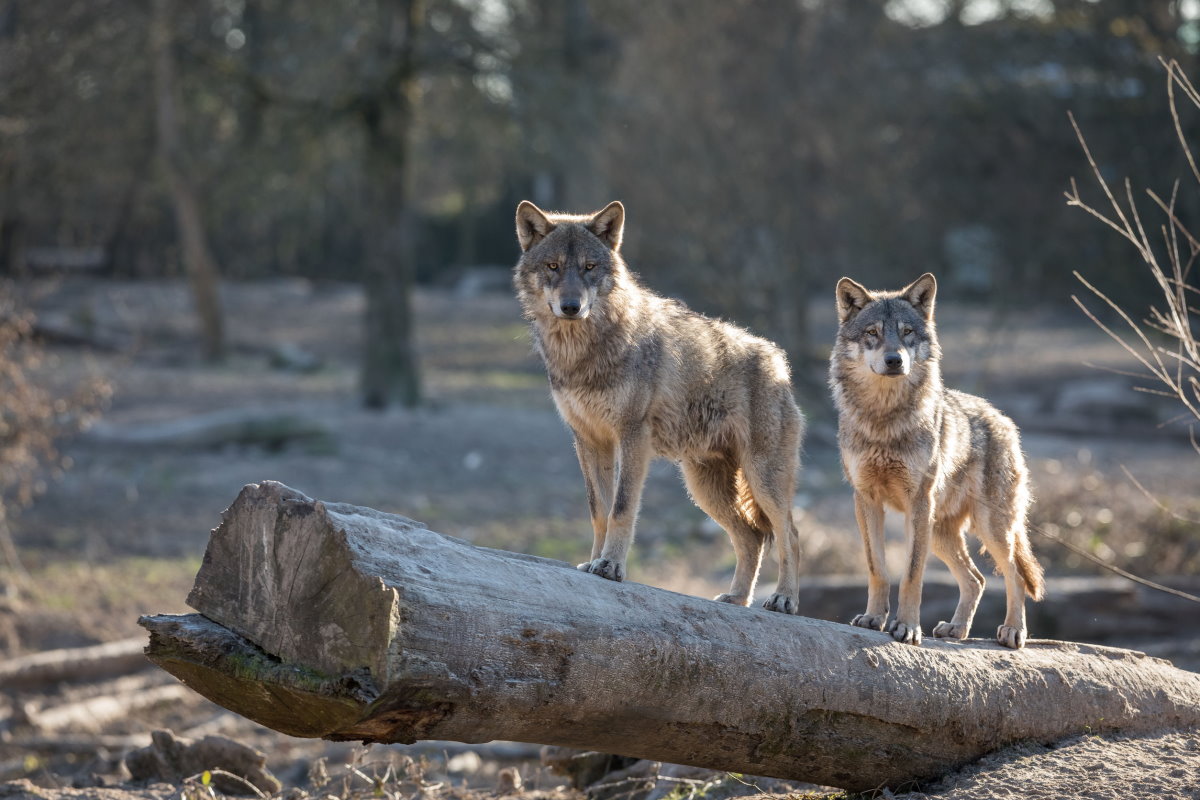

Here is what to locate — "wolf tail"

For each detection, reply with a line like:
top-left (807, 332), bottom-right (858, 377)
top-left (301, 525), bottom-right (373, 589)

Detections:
top-left (1014, 529), bottom-right (1045, 602)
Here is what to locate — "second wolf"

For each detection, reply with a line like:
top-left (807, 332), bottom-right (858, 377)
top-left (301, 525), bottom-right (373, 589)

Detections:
top-left (513, 200), bottom-right (805, 613)
top-left (829, 273), bottom-right (1044, 648)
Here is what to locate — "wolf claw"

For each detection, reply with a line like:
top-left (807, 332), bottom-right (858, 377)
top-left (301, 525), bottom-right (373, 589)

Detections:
top-left (888, 620), bottom-right (922, 645)
top-left (850, 612), bottom-right (888, 631)
top-left (762, 593), bottom-right (796, 614)
top-left (933, 620), bottom-right (970, 640)
top-left (996, 625), bottom-right (1026, 649)
top-left (584, 558), bottom-right (625, 582)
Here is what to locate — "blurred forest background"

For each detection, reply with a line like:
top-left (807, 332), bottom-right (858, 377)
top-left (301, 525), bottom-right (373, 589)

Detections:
top-left (5, 0), bottom-right (1200, 396)
top-left (2, 0), bottom-right (1200, 790)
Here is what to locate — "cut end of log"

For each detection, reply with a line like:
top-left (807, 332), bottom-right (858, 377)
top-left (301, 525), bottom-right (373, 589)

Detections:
top-left (186, 481), bottom-right (405, 685)
top-left (139, 613), bottom-right (377, 740)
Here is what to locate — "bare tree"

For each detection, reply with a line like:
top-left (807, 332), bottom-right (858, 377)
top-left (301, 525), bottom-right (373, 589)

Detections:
top-left (360, 0), bottom-right (424, 410)
top-left (0, 291), bottom-right (109, 591)
top-left (150, 0), bottom-right (225, 361)
top-left (1067, 58), bottom-right (1200, 450)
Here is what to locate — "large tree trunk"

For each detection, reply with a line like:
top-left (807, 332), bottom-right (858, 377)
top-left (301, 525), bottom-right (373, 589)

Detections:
top-left (141, 481), bottom-right (1200, 793)
top-left (151, 0), bottom-right (225, 361)
top-left (359, 0), bottom-right (423, 410)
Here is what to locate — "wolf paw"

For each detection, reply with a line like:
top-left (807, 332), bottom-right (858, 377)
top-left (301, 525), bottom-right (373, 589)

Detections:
top-left (887, 619), bottom-right (922, 645)
top-left (713, 592), bottom-right (750, 606)
top-left (932, 620), bottom-right (970, 640)
top-left (762, 593), bottom-right (796, 614)
top-left (850, 613), bottom-right (888, 631)
top-left (583, 558), bottom-right (625, 582)
top-left (996, 625), bottom-right (1026, 649)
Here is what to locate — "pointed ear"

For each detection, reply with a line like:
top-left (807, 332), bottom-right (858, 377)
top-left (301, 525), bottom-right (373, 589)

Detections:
top-left (585, 201), bottom-right (625, 250)
top-left (836, 277), bottom-right (873, 323)
top-left (516, 201), bottom-right (555, 252)
top-left (902, 273), bottom-right (937, 320)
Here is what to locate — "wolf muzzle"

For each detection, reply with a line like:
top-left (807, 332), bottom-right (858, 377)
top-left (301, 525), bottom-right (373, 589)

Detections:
top-left (551, 294), bottom-right (591, 320)
top-left (882, 350), bottom-right (908, 376)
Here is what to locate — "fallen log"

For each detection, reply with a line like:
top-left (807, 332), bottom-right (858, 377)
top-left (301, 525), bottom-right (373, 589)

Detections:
top-left (23, 683), bottom-right (194, 735)
top-left (141, 481), bottom-right (1200, 792)
top-left (0, 638), bottom-right (150, 691)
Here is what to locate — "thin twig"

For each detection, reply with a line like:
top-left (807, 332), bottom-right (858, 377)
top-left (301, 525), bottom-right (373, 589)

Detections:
top-left (1028, 523), bottom-right (1200, 604)
top-left (1120, 465), bottom-right (1200, 524)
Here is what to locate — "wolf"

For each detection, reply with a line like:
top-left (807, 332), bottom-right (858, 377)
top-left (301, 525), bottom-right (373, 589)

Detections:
top-left (828, 273), bottom-right (1045, 648)
top-left (513, 199), bottom-right (805, 614)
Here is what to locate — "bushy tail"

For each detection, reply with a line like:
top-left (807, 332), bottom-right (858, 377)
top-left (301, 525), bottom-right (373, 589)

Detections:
top-left (1015, 530), bottom-right (1045, 601)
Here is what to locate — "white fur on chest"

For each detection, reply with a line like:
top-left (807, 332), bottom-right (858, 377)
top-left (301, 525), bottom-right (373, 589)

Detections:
top-left (552, 386), bottom-right (622, 445)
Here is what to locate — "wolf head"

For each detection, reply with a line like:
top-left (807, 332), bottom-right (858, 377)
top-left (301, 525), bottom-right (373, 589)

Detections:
top-left (833, 273), bottom-right (939, 379)
top-left (513, 200), bottom-right (627, 322)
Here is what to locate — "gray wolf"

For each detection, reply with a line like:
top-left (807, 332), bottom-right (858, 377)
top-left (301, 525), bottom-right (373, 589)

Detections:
top-left (513, 199), bottom-right (805, 613)
top-left (828, 273), bottom-right (1045, 648)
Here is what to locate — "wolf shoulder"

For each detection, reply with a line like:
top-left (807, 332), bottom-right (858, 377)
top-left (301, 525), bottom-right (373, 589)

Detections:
top-left (647, 295), bottom-right (794, 377)
top-left (943, 388), bottom-right (1021, 432)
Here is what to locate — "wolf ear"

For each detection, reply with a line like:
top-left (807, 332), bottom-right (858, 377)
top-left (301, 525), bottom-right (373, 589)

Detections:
top-left (835, 277), bottom-right (873, 323)
top-left (516, 201), bottom-right (555, 252)
top-left (585, 201), bottom-right (625, 251)
top-left (902, 273), bottom-right (937, 320)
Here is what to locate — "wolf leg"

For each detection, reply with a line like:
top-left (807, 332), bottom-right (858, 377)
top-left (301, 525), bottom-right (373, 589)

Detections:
top-left (583, 430), bottom-right (652, 582)
top-left (574, 437), bottom-right (614, 568)
top-left (741, 463), bottom-right (801, 615)
top-left (994, 571), bottom-right (1028, 650)
top-left (930, 516), bottom-right (984, 640)
top-left (974, 504), bottom-right (1030, 649)
top-left (850, 493), bottom-right (890, 630)
top-left (681, 458), bottom-right (766, 607)
top-left (890, 488), bottom-right (933, 645)
top-left (979, 525), bottom-right (1029, 649)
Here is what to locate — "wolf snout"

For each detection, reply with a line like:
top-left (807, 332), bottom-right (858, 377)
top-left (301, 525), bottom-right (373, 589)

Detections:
top-left (554, 297), bottom-right (589, 319)
top-left (883, 351), bottom-right (906, 373)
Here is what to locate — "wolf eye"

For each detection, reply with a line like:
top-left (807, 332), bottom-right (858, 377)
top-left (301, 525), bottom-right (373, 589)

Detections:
top-left (865, 326), bottom-right (879, 337)
top-left (547, 262), bottom-right (559, 270)
top-left (902, 326), bottom-right (913, 336)
top-left (584, 262), bottom-right (596, 270)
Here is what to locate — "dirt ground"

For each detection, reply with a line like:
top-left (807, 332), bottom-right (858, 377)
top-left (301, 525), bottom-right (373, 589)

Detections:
top-left (1, 276), bottom-right (1198, 799)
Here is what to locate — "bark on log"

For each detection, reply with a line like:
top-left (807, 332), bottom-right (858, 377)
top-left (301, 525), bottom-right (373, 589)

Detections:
top-left (141, 481), bottom-right (1200, 792)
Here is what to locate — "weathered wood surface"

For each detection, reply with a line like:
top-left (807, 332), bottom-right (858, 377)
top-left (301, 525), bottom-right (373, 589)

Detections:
top-left (142, 481), bottom-right (1200, 792)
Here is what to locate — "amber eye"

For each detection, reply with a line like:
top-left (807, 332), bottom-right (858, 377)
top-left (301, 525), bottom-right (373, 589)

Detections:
top-left (547, 262), bottom-right (559, 270)
top-left (902, 326), bottom-right (913, 336)
top-left (866, 326), bottom-right (879, 337)
top-left (584, 262), bottom-right (596, 271)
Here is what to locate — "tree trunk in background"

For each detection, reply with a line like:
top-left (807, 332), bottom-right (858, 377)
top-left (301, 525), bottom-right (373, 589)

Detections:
top-left (143, 481), bottom-right (1200, 793)
top-left (151, 0), bottom-right (225, 361)
top-left (360, 0), bottom-right (423, 410)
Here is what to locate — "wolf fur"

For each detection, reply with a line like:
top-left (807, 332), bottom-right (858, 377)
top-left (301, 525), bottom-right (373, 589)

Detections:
top-left (513, 200), bottom-right (805, 613)
top-left (829, 273), bottom-right (1045, 649)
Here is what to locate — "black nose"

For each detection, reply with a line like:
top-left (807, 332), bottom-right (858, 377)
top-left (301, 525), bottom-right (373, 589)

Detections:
top-left (560, 299), bottom-right (581, 317)
top-left (884, 352), bottom-right (903, 369)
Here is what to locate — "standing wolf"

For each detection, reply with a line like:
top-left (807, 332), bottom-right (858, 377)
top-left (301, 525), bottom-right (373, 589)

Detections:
top-left (513, 200), bottom-right (805, 614)
top-left (829, 273), bottom-right (1045, 648)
